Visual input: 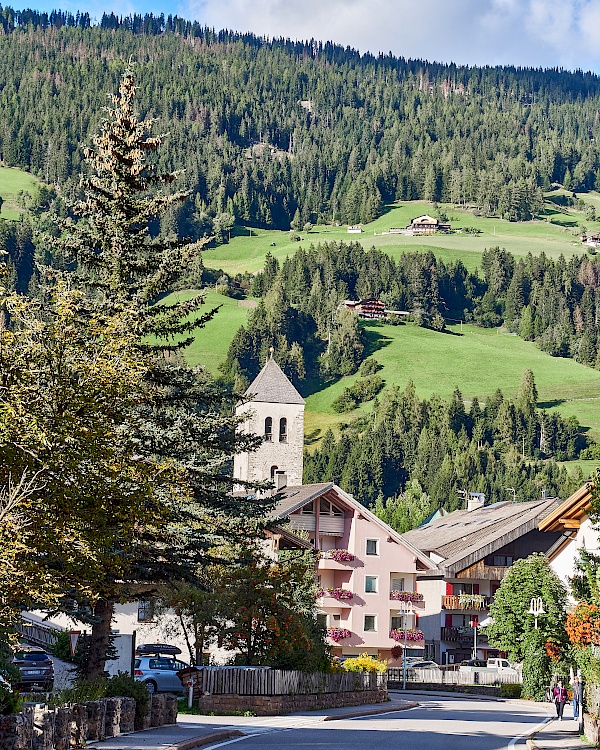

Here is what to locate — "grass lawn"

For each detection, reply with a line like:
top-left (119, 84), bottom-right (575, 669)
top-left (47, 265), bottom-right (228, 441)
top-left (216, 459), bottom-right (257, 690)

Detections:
top-left (302, 322), bottom-right (600, 444)
top-left (559, 459), bottom-right (599, 479)
top-left (158, 289), bottom-right (250, 374)
top-left (202, 196), bottom-right (599, 276)
top-left (0, 166), bottom-right (41, 219)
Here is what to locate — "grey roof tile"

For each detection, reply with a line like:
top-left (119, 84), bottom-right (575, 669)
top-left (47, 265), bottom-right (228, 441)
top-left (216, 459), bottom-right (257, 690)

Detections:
top-left (245, 358), bottom-right (305, 405)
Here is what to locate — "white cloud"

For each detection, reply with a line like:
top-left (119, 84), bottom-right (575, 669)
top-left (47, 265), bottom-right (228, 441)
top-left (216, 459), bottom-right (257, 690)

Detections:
top-left (183, 0), bottom-right (600, 72)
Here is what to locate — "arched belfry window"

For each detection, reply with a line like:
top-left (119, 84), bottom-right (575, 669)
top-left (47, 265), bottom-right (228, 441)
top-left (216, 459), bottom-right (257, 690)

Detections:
top-left (264, 417), bottom-right (273, 442)
top-left (279, 417), bottom-right (288, 443)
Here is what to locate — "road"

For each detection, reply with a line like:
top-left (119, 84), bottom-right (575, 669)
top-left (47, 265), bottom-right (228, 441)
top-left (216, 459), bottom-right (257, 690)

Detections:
top-left (197, 693), bottom-right (553, 750)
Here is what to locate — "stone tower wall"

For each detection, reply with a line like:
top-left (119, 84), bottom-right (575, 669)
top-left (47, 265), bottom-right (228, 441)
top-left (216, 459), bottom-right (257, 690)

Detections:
top-left (234, 399), bottom-right (304, 486)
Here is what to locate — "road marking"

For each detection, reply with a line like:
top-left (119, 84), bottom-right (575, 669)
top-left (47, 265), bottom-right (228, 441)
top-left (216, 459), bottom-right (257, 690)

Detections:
top-left (348, 705), bottom-right (421, 720)
top-left (507, 716), bottom-right (553, 748)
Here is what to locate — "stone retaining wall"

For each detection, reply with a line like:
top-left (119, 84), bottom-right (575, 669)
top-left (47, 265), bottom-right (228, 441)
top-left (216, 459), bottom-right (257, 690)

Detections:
top-left (197, 687), bottom-right (388, 716)
top-left (0, 694), bottom-right (177, 750)
top-left (584, 713), bottom-right (600, 745)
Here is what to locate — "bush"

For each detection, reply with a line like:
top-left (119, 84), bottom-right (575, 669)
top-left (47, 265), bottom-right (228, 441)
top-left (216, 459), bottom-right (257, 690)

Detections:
top-left (0, 685), bottom-right (21, 715)
top-left (359, 358), bottom-right (383, 376)
top-left (105, 673), bottom-right (150, 724)
top-left (343, 653), bottom-right (387, 673)
top-left (48, 631), bottom-right (74, 663)
top-left (332, 375), bottom-right (384, 413)
top-left (499, 683), bottom-right (522, 699)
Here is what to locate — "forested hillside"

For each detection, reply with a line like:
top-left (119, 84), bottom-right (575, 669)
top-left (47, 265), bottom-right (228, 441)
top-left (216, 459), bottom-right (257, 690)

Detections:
top-left (2, 6), bottom-right (600, 237)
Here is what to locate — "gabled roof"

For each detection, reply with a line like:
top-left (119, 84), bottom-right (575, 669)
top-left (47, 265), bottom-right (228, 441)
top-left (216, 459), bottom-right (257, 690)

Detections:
top-left (538, 482), bottom-right (595, 532)
top-left (271, 482), bottom-right (437, 570)
top-left (402, 497), bottom-right (561, 576)
top-left (244, 358), bottom-right (305, 405)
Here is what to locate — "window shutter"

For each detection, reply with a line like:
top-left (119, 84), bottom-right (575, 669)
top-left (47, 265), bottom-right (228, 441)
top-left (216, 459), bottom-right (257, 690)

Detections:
top-left (473, 584), bottom-right (480, 594)
top-left (445, 614), bottom-right (452, 628)
top-left (446, 582), bottom-right (453, 596)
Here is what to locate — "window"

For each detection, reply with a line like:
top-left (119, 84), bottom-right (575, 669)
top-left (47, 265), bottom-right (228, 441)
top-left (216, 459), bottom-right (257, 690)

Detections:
top-left (279, 417), bottom-right (287, 443)
top-left (264, 417), bottom-right (273, 441)
top-left (364, 615), bottom-right (377, 632)
top-left (391, 616), bottom-right (402, 630)
top-left (365, 576), bottom-right (378, 593)
top-left (366, 539), bottom-right (379, 556)
top-left (332, 614), bottom-right (341, 621)
top-left (301, 501), bottom-right (314, 515)
top-left (270, 465), bottom-right (278, 479)
top-left (137, 600), bottom-right (154, 622)
top-left (492, 555), bottom-right (513, 567)
top-left (391, 578), bottom-right (404, 592)
top-left (319, 498), bottom-right (344, 516)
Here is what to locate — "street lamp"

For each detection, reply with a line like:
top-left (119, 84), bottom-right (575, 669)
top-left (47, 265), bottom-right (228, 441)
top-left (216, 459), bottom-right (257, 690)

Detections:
top-left (528, 597), bottom-right (546, 629)
top-left (397, 601), bottom-right (414, 691)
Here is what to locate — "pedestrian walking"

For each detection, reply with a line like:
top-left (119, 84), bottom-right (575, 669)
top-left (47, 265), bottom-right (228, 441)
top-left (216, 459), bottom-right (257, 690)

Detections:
top-left (553, 681), bottom-right (567, 720)
top-left (572, 673), bottom-right (582, 720)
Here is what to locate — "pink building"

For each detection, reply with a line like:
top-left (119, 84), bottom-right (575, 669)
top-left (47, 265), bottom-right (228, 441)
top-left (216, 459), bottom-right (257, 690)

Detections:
top-left (272, 483), bottom-right (437, 661)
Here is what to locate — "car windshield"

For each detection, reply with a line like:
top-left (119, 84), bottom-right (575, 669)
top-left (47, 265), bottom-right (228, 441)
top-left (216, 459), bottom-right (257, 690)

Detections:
top-left (15, 652), bottom-right (49, 661)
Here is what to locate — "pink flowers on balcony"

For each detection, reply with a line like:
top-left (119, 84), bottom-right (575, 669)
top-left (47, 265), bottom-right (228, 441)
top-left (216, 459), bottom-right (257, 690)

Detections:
top-left (318, 587), bottom-right (353, 600)
top-left (389, 628), bottom-right (425, 642)
top-left (389, 591), bottom-right (424, 603)
top-left (327, 549), bottom-right (355, 563)
top-left (327, 627), bottom-right (352, 642)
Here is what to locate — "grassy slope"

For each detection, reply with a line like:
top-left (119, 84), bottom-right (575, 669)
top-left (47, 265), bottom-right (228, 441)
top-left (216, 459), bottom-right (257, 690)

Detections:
top-left (197, 197), bottom-right (600, 450)
top-left (0, 166), bottom-right (40, 219)
top-left (202, 194), bottom-right (600, 276)
top-left (303, 322), bottom-right (600, 442)
top-left (160, 289), bottom-right (250, 373)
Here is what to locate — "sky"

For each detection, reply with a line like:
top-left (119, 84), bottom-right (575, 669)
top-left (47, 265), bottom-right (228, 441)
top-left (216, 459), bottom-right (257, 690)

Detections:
top-left (10, 0), bottom-right (600, 74)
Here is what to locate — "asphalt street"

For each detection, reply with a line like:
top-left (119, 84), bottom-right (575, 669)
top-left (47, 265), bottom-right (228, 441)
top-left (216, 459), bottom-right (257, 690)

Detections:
top-left (197, 693), bottom-right (554, 750)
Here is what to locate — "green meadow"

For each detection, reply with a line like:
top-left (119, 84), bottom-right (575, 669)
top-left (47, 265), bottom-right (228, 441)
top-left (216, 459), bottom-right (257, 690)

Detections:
top-left (203, 194), bottom-right (600, 276)
top-left (302, 322), bottom-right (600, 443)
top-left (0, 166), bottom-right (41, 219)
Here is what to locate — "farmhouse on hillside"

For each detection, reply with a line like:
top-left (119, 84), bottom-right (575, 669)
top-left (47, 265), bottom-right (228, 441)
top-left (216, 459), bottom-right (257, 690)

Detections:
top-left (341, 298), bottom-right (386, 319)
top-left (407, 215), bottom-right (451, 235)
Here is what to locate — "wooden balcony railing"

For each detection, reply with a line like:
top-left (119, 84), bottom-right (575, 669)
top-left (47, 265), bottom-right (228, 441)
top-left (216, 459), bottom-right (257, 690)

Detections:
top-left (442, 595), bottom-right (490, 611)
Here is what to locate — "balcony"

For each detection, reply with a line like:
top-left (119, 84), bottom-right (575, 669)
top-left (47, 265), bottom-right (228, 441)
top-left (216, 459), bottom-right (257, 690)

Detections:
top-left (441, 626), bottom-right (489, 643)
top-left (318, 549), bottom-right (357, 570)
top-left (442, 595), bottom-right (490, 611)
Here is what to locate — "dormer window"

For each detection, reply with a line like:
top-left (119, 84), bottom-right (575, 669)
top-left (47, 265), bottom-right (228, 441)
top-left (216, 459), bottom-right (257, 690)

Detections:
top-left (279, 417), bottom-right (287, 443)
top-left (264, 417), bottom-right (273, 442)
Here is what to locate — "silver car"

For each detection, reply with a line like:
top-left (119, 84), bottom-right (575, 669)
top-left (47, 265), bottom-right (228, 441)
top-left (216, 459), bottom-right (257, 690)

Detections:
top-left (133, 644), bottom-right (188, 694)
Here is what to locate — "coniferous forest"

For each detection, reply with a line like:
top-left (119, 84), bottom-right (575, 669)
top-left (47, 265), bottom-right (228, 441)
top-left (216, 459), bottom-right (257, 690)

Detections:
top-left (1, 8), bottom-right (599, 518)
top-left (1, 6), bottom-right (600, 235)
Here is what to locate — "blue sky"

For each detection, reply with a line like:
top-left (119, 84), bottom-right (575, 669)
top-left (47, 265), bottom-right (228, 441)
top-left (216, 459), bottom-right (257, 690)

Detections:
top-left (9, 0), bottom-right (600, 74)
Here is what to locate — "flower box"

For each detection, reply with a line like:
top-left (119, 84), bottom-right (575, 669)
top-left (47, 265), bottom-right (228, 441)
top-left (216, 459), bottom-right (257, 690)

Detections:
top-left (389, 591), bottom-right (424, 603)
top-left (327, 627), bottom-right (352, 642)
top-left (327, 549), bottom-right (355, 563)
top-left (389, 628), bottom-right (425, 642)
top-left (317, 587), bottom-right (353, 600)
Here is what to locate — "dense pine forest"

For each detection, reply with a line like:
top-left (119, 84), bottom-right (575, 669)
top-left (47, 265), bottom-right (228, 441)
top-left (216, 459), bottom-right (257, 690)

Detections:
top-left (2, 6), bottom-right (600, 234)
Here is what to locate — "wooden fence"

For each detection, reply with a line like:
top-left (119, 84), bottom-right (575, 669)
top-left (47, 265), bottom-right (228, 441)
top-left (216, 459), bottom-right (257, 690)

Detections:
top-left (193, 668), bottom-right (386, 696)
top-left (388, 668), bottom-right (521, 686)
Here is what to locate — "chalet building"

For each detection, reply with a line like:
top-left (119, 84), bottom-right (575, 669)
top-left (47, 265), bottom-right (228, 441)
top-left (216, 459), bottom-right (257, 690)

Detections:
top-left (539, 481), bottom-right (600, 590)
top-left (347, 225), bottom-right (363, 233)
top-left (402, 495), bottom-right (565, 664)
top-left (406, 215), bottom-right (451, 235)
top-left (271, 482), bottom-right (437, 661)
top-left (342, 298), bottom-right (386, 319)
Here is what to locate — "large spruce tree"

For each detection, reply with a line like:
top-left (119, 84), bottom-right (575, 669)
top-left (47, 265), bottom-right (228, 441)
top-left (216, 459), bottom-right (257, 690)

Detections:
top-left (49, 68), bottom-right (273, 678)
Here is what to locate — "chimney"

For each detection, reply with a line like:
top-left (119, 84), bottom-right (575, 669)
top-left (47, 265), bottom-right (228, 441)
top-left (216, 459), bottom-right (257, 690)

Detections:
top-left (275, 471), bottom-right (288, 491)
top-left (541, 489), bottom-right (549, 500)
top-left (467, 492), bottom-right (485, 512)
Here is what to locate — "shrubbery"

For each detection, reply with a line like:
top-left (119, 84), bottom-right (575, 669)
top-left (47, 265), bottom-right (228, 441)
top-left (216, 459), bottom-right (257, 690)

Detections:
top-left (499, 683), bottom-right (522, 698)
top-left (332, 375), bottom-right (384, 413)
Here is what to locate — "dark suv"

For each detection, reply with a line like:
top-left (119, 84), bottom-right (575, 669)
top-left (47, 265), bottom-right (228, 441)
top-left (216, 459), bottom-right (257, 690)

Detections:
top-left (12, 646), bottom-right (54, 692)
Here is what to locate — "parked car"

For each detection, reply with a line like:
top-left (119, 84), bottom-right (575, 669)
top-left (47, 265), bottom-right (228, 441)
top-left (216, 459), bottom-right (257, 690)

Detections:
top-left (459, 658), bottom-right (518, 676)
top-left (11, 646), bottom-right (54, 692)
top-left (407, 661), bottom-right (441, 670)
top-left (133, 644), bottom-right (189, 694)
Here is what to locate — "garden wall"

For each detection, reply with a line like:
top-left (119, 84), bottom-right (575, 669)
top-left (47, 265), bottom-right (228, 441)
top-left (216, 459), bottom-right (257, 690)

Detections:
top-left (0, 693), bottom-right (177, 750)
top-left (196, 687), bottom-right (388, 716)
